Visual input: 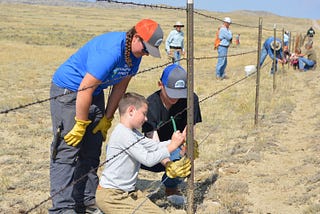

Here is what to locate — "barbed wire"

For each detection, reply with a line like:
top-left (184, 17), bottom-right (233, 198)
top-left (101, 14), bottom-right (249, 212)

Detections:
top-left (3, 1), bottom-right (293, 213)
top-left (22, 58), bottom-right (264, 213)
top-left (0, 49), bottom-right (256, 115)
top-left (97, 0), bottom-right (186, 11)
top-left (97, 0), bottom-right (286, 32)
top-left (24, 136), bottom-right (146, 214)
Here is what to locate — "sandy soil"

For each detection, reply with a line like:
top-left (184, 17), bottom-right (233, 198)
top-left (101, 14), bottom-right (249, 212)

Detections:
top-left (0, 1), bottom-right (319, 213)
top-left (230, 71), bottom-right (320, 213)
top-left (139, 68), bottom-right (320, 214)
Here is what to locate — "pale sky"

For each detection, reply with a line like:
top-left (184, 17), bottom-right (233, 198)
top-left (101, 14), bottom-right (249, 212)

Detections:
top-left (100, 0), bottom-right (319, 19)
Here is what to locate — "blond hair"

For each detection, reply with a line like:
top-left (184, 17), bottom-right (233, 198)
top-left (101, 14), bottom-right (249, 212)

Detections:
top-left (118, 92), bottom-right (148, 115)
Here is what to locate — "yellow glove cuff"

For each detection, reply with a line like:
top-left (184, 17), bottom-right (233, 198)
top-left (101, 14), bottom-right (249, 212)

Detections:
top-left (106, 116), bottom-right (114, 123)
top-left (92, 116), bottom-right (114, 141)
top-left (64, 117), bottom-right (91, 147)
top-left (75, 117), bottom-right (92, 127)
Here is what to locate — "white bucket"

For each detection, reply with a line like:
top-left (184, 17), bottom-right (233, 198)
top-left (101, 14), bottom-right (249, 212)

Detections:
top-left (244, 65), bottom-right (257, 76)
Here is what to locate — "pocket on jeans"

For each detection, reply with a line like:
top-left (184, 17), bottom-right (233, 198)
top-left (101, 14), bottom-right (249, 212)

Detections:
top-left (56, 89), bottom-right (77, 105)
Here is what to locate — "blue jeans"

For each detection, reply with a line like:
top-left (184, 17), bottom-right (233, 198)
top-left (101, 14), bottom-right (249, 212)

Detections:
top-left (259, 46), bottom-right (268, 67)
top-left (298, 57), bottom-right (315, 71)
top-left (260, 47), bottom-right (278, 74)
top-left (172, 50), bottom-right (181, 65)
top-left (216, 46), bottom-right (228, 78)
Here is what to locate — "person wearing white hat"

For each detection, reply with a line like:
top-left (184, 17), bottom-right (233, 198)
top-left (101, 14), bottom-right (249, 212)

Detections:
top-left (215, 17), bottom-right (233, 80)
top-left (259, 37), bottom-right (286, 74)
top-left (165, 21), bottom-right (185, 65)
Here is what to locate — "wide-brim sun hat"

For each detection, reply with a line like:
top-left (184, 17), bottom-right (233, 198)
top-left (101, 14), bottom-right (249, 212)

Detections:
top-left (223, 17), bottom-right (232, 24)
top-left (270, 40), bottom-right (281, 51)
top-left (174, 21), bottom-right (184, 27)
top-left (135, 19), bottom-right (164, 58)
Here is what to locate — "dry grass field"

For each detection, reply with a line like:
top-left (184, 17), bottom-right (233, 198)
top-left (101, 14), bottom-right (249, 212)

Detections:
top-left (0, 0), bottom-right (319, 213)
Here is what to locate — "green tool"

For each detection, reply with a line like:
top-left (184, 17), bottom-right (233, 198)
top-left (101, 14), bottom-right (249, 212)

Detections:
top-left (170, 116), bottom-right (177, 131)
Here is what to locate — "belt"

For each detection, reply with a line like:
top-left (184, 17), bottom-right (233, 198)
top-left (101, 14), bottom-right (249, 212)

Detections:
top-left (219, 45), bottom-right (229, 48)
top-left (170, 46), bottom-right (182, 49)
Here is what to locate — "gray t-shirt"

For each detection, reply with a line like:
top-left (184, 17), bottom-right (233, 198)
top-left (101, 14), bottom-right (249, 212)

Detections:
top-left (99, 123), bottom-right (170, 192)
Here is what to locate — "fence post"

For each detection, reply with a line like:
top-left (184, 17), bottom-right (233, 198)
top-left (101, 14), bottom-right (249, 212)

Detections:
top-left (255, 18), bottom-right (263, 126)
top-left (282, 28), bottom-right (285, 72)
top-left (186, 1), bottom-right (195, 213)
top-left (273, 24), bottom-right (277, 91)
top-left (288, 32), bottom-right (292, 69)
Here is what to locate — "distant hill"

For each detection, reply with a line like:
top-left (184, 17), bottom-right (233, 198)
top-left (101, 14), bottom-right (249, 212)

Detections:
top-left (0, 0), bottom-right (283, 17)
top-left (234, 10), bottom-right (279, 17)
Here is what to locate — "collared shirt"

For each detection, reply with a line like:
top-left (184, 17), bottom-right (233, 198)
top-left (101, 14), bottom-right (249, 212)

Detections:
top-left (165, 29), bottom-right (184, 52)
top-left (219, 26), bottom-right (233, 47)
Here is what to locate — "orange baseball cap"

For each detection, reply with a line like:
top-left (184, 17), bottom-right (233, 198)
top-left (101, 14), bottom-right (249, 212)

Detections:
top-left (135, 19), bottom-right (163, 58)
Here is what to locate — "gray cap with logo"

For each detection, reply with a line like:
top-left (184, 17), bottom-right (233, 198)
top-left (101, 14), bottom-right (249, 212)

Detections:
top-left (160, 64), bottom-right (187, 98)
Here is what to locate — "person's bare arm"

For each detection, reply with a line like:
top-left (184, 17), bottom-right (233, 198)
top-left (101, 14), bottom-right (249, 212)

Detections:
top-left (76, 73), bottom-right (100, 120)
top-left (105, 76), bottom-right (132, 119)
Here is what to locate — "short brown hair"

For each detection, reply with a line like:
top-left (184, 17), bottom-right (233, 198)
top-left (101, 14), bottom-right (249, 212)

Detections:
top-left (118, 92), bottom-right (148, 115)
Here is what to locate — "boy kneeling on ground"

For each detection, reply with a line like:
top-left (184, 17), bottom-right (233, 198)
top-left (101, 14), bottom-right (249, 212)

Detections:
top-left (96, 92), bottom-right (191, 214)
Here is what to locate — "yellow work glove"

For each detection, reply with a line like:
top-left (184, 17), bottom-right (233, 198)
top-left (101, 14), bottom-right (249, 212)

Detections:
top-left (92, 116), bottom-right (113, 141)
top-left (64, 117), bottom-right (91, 147)
top-left (165, 156), bottom-right (191, 179)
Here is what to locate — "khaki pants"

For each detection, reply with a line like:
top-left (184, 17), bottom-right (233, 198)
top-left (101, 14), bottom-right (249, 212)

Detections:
top-left (96, 187), bottom-right (166, 214)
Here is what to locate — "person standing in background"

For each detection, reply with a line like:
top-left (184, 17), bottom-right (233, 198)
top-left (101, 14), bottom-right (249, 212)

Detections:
top-left (165, 21), bottom-right (185, 65)
top-left (49, 19), bottom-right (163, 214)
top-left (284, 31), bottom-right (290, 47)
top-left (235, 34), bottom-right (240, 46)
top-left (215, 17), bottom-right (233, 80)
top-left (306, 27), bottom-right (315, 38)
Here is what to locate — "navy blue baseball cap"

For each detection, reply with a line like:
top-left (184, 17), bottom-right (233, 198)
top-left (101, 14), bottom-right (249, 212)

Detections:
top-left (160, 64), bottom-right (187, 99)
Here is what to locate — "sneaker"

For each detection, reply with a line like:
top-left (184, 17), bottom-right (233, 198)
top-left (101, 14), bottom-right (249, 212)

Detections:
top-left (85, 205), bottom-right (104, 214)
top-left (76, 204), bottom-right (104, 214)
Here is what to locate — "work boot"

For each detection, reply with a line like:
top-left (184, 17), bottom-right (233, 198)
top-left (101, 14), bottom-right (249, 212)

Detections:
top-left (76, 204), bottom-right (104, 214)
top-left (85, 205), bottom-right (104, 214)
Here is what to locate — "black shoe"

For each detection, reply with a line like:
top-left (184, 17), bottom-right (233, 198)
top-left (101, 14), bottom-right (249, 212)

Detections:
top-left (84, 205), bottom-right (104, 214)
